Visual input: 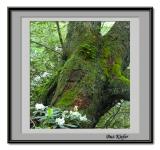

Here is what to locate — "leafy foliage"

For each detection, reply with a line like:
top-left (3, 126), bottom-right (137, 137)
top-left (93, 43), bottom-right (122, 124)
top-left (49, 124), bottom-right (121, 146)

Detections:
top-left (31, 104), bottom-right (91, 129)
top-left (30, 21), bottom-right (68, 104)
top-left (96, 100), bottom-right (130, 128)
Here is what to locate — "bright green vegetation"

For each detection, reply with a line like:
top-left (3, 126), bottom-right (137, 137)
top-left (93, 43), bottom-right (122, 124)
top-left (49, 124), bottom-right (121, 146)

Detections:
top-left (55, 88), bottom-right (78, 108)
top-left (31, 105), bottom-right (91, 129)
top-left (30, 21), bottom-right (67, 104)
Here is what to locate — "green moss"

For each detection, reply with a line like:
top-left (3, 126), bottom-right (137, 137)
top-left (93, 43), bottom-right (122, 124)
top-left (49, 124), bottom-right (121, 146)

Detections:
top-left (54, 59), bottom-right (99, 108)
top-left (112, 63), bottom-right (121, 76)
top-left (79, 43), bottom-right (97, 59)
top-left (111, 63), bottom-right (130, 86)
top-left (115, 57), bottom-right (122, 64)
top-left (119, 75), bottom-right (130, 85)
top-left (55, 88), bottom-right (77, 108)
top-left (98, 47), bottom-right (112, 77)
top-left (103, 47), bottom-right (111, 58)
top-left (53, 47), bottom-right (107, 109)
top-left (99, 59), bottom-right (109, 77)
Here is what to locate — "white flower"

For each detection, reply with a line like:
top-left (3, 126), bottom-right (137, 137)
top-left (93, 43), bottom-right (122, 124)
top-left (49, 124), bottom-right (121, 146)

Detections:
top-left (117, 102), bottom-right (121, 105)
top-left (55, 118), bottom-right (65, 126)
top-left (62, 110), bottom-right (68, 118)
top-left (35, 103), bottom-right (45, 110)
top-left (116, 102), bottom-right (121, 108)
top-left (120, 99), bottom-right (124, 103)
top-left (70, 111), bottom-right (81, 118)
top-left (73, 105), bottom-right (78, 111)
top-left (80, 115), bottom-right (87, 121)
top-left (70, 110), bottom-right (73, 114)
top-left (63, 110), bottom-right (69, 114)
top-left (41, 72), bottom-right (50, 77)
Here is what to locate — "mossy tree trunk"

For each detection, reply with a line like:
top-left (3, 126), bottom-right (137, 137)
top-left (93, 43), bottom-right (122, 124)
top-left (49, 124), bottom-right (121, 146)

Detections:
top-left (41, 21), bottom-right (130, 127)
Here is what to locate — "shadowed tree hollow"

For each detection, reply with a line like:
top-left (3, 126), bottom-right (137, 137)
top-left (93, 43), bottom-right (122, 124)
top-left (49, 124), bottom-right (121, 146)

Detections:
top-left (38, 21), bottom-right (130, 128)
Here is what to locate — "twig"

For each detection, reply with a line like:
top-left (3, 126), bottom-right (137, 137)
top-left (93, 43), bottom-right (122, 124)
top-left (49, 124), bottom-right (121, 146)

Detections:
top-left (31, 40), bottom-right (62, 56)
top-left (30, 118), bottom-right (36, 128)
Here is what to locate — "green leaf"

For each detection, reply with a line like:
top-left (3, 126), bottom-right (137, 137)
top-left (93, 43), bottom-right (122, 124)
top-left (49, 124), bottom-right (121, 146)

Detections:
top-left (46, 108), bottom-right (53, 117)
top-left (64, 124), bottom-right (78, 128)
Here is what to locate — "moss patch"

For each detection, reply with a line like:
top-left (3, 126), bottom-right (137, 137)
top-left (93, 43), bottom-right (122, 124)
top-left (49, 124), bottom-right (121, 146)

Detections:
top-left (55, 88), bottom-right (78, 108)
top-left (52, 48), bottom-right (106, 112)
top-left (112, 63), bottom-right (130, 85)
top-left (79, 43), bottom-right (97, 59)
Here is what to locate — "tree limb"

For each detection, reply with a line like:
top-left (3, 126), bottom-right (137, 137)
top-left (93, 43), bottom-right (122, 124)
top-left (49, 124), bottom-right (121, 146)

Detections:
top-left (55, 21), bottom-right (68, 60)
top-left (31, 40), bottom-right (62, 56)
top-left (56, 21), bottom-right (64, 50)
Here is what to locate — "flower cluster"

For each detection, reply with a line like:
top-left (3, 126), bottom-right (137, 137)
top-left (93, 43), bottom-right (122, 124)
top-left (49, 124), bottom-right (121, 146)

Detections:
top-left (69, 110), bottom-right (87, 121)
top-left (35, 103), bottom-right (45, 110)
top-left (31, 104), bottom-right (89, 129)
top-left (56, 106), bottom-right (88, 126)
top-left (55, 117), bottom-right (65, 126)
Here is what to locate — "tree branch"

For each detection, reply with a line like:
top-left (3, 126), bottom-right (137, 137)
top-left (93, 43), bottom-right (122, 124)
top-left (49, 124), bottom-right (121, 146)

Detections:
top-left (56, 21), bottom-right (64, 50)
top-left (103, 21), bottom-right (130, 70)
top-left (55, 21), bottom-right (68, 60)
top-left (31, 40), bottom-right (62, 56)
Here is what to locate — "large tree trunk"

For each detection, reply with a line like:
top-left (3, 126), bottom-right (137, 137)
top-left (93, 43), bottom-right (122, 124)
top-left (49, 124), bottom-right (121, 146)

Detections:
top-left (41, 21), bottom-right (130, 127)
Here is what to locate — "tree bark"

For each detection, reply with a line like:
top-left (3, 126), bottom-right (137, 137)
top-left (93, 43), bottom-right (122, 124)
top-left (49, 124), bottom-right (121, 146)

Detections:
top-left (41, 21), bottom-right (130, 127)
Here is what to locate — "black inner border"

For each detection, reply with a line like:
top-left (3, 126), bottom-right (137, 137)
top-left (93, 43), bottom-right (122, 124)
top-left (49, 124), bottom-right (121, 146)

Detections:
top-left (7, 7), bottom-right (154, 144)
